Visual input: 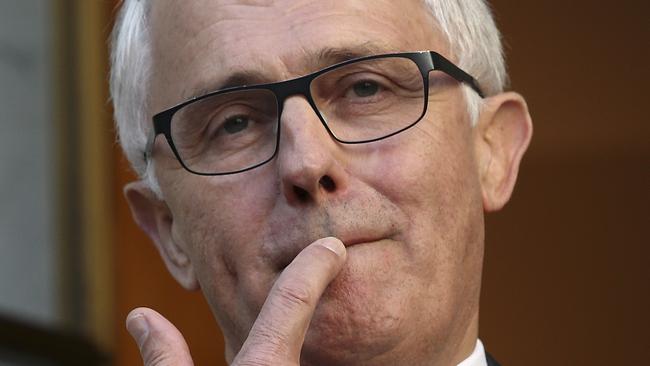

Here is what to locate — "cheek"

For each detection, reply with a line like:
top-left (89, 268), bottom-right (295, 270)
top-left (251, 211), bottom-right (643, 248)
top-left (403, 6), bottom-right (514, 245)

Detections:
top-left (351, 104), bottom-right (483, 275)
top-left (164, 170), bottom-right (282, 322)
top-left (173, 172), bottom-right (278, 266)
top-left (356, 113), bottom-right (477, 215)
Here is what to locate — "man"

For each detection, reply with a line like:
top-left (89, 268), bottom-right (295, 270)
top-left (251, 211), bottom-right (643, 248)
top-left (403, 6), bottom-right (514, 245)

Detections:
top-left (110, 0), bottom-right (532, 365)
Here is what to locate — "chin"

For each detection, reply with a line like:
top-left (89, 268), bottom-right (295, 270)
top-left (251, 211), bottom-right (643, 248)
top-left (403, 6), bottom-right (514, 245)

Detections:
top-left (299, 265), bottom-right (408, 365)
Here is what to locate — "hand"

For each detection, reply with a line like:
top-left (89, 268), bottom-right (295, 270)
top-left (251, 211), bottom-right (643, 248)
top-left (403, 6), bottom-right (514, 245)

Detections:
top-left (126, 237), bottom-right (347, 365)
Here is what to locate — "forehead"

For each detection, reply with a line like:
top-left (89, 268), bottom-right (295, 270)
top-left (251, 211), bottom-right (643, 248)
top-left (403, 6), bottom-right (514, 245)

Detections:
top-left (149, 0), bottom-right (447, 110)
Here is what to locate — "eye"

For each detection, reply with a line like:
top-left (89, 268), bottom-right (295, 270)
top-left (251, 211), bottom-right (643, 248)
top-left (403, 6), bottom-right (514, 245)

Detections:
top-left (222, 115), bottom-right (250, 134)
top-left (352, 80), bottom-right (380, 97)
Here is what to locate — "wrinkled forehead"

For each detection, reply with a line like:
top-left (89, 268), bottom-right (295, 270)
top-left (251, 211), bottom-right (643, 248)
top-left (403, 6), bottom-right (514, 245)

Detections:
top-left (148, 0), bottom-right (447, 110)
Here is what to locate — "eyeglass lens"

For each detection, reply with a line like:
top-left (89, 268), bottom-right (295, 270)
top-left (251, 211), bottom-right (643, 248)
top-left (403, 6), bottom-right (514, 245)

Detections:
top-left (169, 56), bottom-right (426, 174)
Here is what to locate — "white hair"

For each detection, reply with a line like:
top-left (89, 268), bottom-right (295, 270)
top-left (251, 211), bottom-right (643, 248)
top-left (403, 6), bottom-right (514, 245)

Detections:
top-left (109, 0), bottom-right (157, 190)
top-left (110, 0), bottom-right (507, 189)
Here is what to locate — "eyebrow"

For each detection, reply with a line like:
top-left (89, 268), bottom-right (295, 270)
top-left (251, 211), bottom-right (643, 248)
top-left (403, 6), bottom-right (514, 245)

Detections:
top-left (312, 41), bottom-right (392, 69)
top-left (185, 41), bottom-right (398, 100)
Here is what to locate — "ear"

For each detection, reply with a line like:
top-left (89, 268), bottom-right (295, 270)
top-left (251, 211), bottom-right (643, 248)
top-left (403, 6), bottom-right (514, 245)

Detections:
top-left (124, 180), bottom-right (199, 290)
top-left (474, 92), bottom-right (533, 212)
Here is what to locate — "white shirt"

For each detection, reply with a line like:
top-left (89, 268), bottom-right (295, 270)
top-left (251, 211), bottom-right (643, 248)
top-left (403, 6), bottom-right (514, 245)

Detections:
top-left (457, 339), bottom-right (487, 366)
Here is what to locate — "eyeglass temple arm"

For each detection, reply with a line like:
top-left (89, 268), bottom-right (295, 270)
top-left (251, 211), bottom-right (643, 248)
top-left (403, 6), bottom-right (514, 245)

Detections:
top-left (143, 134), bottom-right (153, 162)
top-left (429, 51), bottom-right (485, 98)
top-left (144, 112), bottom-right (172, 162)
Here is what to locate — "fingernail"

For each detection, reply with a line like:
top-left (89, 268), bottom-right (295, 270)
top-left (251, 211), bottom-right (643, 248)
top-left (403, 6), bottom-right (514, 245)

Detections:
top-left (320, 237), bottom-right (346, 257)
top-left (126, 312), bottom-right (149, 348)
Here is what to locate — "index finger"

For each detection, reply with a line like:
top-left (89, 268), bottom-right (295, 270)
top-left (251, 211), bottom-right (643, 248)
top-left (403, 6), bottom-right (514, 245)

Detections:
top-left (233, 237), bottom-right (347, 364)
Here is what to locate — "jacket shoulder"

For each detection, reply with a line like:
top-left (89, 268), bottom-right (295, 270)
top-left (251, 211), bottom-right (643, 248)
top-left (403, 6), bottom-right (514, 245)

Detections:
top-left (486, 352), bottom-right (501, 366)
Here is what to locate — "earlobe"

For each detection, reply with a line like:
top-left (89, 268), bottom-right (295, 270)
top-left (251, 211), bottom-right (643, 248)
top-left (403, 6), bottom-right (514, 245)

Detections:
top-left (475, 92), bottom-right (533, 212)
top-left (124, 181), bottom-right (199, 290)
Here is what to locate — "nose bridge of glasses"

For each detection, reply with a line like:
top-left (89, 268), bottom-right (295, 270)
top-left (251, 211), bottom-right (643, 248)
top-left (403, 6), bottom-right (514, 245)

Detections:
top-left (272, 74), bottom-right (331, 135)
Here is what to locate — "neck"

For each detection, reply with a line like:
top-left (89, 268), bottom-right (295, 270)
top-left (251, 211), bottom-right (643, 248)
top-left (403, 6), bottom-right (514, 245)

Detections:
top-left (449, 310), bottom-right (480, 365)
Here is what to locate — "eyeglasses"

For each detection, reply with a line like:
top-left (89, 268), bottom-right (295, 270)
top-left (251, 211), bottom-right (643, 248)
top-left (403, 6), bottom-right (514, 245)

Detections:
top-left (147, 51), bottom-right (484, 175)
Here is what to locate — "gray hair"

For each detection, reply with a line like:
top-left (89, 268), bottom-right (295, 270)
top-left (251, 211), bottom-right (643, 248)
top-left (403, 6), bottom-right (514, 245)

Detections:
top-left (110, 0), bottom-right (507, 190)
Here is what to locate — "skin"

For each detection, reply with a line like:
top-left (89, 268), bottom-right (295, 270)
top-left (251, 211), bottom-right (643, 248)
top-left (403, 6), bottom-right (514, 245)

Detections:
top-left (124, 0), bottom-right (533, 365)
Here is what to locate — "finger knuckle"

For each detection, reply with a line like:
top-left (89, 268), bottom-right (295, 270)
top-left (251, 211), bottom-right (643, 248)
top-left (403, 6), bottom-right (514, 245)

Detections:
top-left (275, 281), bottom-right (313, 308)
top-left (234, 356), bottom-right (271, 366)
top-left (248, 324), bottom-right (288, 350)
top-left (233, 348), bottom-right (294, 366)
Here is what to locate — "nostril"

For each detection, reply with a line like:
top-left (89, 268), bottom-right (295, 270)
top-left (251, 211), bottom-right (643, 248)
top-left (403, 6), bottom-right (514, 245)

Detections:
top-left (319, 175), bottom-right (336, 192)
top-left (290, 176), bottom-right (336, 203)
top-left (293, 186), bottom-right (310, 202)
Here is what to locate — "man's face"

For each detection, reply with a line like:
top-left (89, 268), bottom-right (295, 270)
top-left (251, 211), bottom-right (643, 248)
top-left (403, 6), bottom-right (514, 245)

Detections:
top-left (148, 0), bottom-right (485, 364)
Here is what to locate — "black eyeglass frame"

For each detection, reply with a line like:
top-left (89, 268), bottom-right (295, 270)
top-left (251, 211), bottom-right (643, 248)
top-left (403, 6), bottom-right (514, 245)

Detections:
top-left (147, 50), bottom-right (485, 176)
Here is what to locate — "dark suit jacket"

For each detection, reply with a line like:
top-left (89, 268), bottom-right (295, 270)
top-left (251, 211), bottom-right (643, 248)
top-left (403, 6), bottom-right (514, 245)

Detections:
top-left (486, 352), bottom-right (501, 366)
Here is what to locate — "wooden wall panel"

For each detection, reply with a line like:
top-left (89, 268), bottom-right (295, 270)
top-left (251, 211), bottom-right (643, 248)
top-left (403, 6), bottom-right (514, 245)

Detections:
top-left (481, 0), bottom-right (649, 364)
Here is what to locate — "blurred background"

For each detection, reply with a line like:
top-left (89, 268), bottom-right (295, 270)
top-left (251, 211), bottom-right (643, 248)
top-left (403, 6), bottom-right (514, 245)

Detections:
top-left (0, 0), bottom-right (647, 365)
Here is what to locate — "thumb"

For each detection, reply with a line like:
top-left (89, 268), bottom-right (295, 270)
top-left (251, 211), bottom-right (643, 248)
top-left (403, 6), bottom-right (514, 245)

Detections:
top-left (126, 307), bottom-right (194, 366)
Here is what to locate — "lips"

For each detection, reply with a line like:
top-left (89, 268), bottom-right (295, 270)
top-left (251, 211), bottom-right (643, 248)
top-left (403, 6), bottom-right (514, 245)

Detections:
top-left (265, 200), bottom-right (403, 271)
top-left (338, 235), bottom-right (385, 247)
top-left (273, 229), bottom-right (393, 271)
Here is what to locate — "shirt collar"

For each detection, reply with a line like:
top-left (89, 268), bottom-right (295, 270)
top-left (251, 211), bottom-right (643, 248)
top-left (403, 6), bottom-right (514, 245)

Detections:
top-left (457, 339), bottom-right (487, 366)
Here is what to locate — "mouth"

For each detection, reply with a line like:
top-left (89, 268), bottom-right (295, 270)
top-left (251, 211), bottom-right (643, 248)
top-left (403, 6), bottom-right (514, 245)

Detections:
top-left (340, 236), bottom-right (385, 247)
top-left (276, 235), bottom-right (388, 271)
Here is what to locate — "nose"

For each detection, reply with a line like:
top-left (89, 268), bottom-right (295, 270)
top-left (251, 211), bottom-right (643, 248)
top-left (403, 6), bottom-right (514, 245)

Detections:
top-left (276, 96), bottom-right (348, 205)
